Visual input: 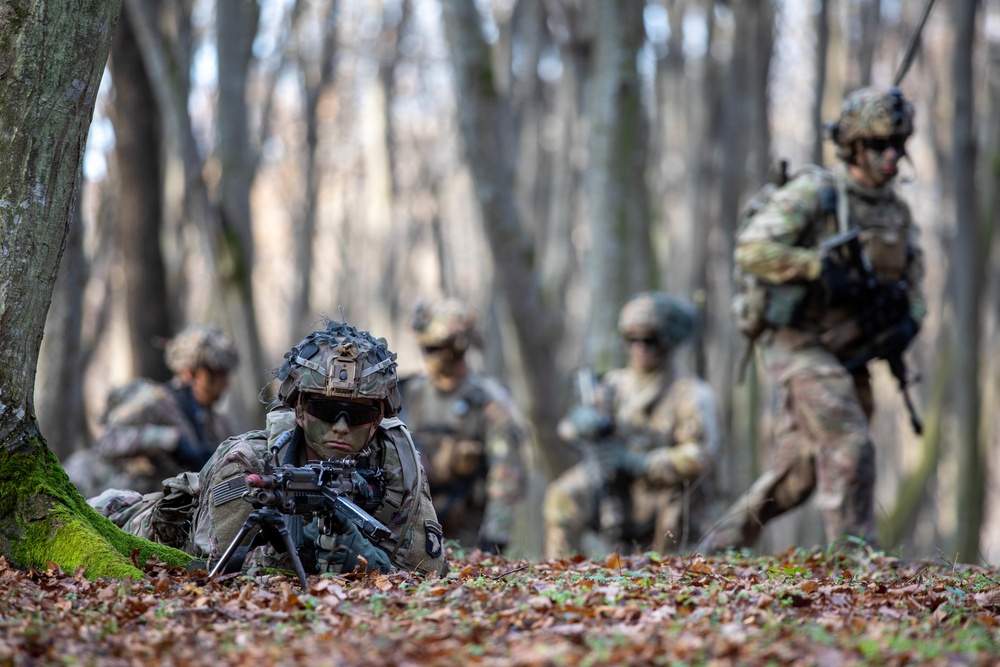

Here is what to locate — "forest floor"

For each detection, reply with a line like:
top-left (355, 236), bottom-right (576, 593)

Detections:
top-left (1, 547), bottom-right (999, 666)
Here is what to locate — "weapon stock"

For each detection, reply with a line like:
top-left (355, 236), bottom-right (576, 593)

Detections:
top-left (821, 231), bottom-right (923, 435)
top-left (570, 367), bottom-right (627, 540)
top-left (208, 459), bottom-right (390, 587)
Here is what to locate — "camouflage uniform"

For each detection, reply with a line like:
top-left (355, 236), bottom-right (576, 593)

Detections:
top-left (543, 293), bottom-right (720, 556)
top-left (92, 320), bottom-right (447, 577)
top-left (401, 300), bottom-right (525, 551)
top-left (65, 325), bottom-right (239, 497)
top-left (706, 88), bottom-right (926, 550)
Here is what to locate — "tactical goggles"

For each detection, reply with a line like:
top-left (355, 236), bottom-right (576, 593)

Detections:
top-left (303, 398), bottom-right (381, 426)
top-left (626, 336), bottom-right (662, 349)
top-left (862, 135), bottom-right (907, 156)
top-left (422, 344), bottom-right (458, 357)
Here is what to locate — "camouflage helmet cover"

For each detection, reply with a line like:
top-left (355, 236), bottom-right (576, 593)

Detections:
top-left (412, 299), bottom-right (481, 352)
top-left (165, 324), bottom-right (239, 373)
top-left (276, 319), bottom-right (402, 417)
top-left (828, 86), bottom-right (914, 153)
top-left (618, 292), bottom-right (696, 348)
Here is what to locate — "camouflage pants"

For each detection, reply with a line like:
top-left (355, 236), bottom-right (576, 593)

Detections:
top-left (89, 472), bottom-right (201, 552)
top-left (543, 462), bottom-right (690, 557)
top-left (705, 329), bottom-right (877, 551)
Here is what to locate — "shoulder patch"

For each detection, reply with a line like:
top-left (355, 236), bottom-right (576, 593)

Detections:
top-left (424, 520), bottom-right (443, 559)
top-left (212, 476), bottom-right (248, 507)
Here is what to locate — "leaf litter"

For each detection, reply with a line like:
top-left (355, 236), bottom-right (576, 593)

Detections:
top-left (0, 549), bottom-right (998, 665)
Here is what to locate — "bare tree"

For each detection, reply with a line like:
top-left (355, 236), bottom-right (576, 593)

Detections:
top-left (439, 0), bottom-right (570, 478)
top-left (109, 3), bottom-right (173, 381)
top-left (950, 0), bottom-right (985, 564)
top-left (0, 0), bottom-right (189, 577)
top-left (584, 0), bottom-right (655, 370)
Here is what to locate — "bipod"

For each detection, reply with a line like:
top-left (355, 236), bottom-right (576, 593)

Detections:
top-left (208, 507), bottom-right (310, 588)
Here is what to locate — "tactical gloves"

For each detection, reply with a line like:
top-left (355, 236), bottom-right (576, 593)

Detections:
top-left (558, 405), bottom-right (615, 442)
top-left (878, 315), bottom-right (920, 353)
top-left (428, 437), bottom-right (485, 484)
top-left (595, 445), bottom-right (649, 479)
top-left (820, 256), bottom-right (861, 307)
top-left (317, 522), bottom-right (393, 574)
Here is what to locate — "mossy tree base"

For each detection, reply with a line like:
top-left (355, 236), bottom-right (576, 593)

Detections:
top-left (0, 431), bottom-right (191, 580)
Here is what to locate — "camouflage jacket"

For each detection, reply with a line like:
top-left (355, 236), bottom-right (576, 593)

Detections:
top-left (597, 365), bottom-right (719, 488)
top-left (735, 164), bottom-right (926, 339)
top-left (189, 410), bottom-right (446, 576)
top-left (398, 372), bottom-right (525, 547)
top-left (91, 378), bottom-right (236, 495)
top-left (586, 363), bottom-right (719, 546)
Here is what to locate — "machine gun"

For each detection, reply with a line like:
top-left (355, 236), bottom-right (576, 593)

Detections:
top-left (568, 367), bottom-right (628, 541)
top-left (208, 458), bottom-right (391, 588)
top-left (819, 228), bottom-right (923, 435)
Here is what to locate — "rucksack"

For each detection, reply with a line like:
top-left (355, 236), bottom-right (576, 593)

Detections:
top-left (732, 163), bottom-right (841, 378)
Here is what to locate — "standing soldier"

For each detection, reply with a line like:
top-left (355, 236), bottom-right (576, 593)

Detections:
top-left (399, 299), bottom-right (526, 554)
top-left (706, 87), bottom-right (926, 552)
top-left (543, 292), bottom-right (720, 557)
top-left (65, 324), bottom-right (240, 497)
top-left (91, 319), bottom-right (447, 577)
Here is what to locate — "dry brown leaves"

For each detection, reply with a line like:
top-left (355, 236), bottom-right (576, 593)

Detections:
top-left (0, 549), bottom-right (998, 666)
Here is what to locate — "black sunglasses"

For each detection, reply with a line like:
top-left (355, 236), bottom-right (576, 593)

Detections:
top-left (626, 336), bottom-right (661, 348)
top-left (303, 398), bottom-right (381, 426)
top-left (422, 345), bottom-right (457, 356)
top-left (862, 136), bottom-right (907, 155)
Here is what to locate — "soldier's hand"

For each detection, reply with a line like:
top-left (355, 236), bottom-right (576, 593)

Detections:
top-left (452, 439), bottom-right (484, 477)
top-left (877, 315), bottom-right (920, 354)
top-left (430, 437), bottom-right (484, 482)
top-left (558, 405), bottom-right (615, 442)
top-left (316, 522), bottom-right (393, 574)
top-left (820, 255), bottom-right (861, 307)
top-left (595, 444), bottom-right (648, 478)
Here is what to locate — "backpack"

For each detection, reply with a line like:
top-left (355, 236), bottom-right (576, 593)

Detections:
top-left (732, 163), bottom-right (841, 378)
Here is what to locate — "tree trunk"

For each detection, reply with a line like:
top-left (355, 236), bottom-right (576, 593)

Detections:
top-left (439, 0), bottom-right (571, 478)
top-left (35, 200), bottom-right (89, 460)
top-left (585, 0), bottom-right (653, 371)
top-left (0, 0), bottom-right (189, 578)
top-left (110, 3), bottom-right (172, 381)
top-left (812, 0), bottom-right (829, 165)
top-left (291, 0), bottom-right (339, 339)
top-left (124, 0), bottom-right (267, 429)
top-left (950, 0), bottom-right (984, 564)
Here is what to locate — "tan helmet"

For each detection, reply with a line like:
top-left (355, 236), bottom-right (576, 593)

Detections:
top-left (828, 86), bottom-right (914, 159)
top-left (411, 299), bottom-right (481, 352)
top-left (618, 292), bottom-right (695, 348)
top-left (164, 324), bottom-right (239, 373)
top-left (276, 319), bottom-right (402, 417)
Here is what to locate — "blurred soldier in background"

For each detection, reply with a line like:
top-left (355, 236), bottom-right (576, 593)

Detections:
top-left (705, 87), bottom-right (926, 552)
top-left (65, 324), bottom-right (239, 497)
top-left (91, 319), bottom-right (447, 577)
top-left (543, 292), bottom-right (720, 557)
top-left (399, 299), bottom-right (526, 554)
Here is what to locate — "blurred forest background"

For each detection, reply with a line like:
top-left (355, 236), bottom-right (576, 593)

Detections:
top-left (34, 0), bottom-right (1000, 564)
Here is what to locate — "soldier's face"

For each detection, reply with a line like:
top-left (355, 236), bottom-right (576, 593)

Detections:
top-left (295, 395), bottom-right (381, 459)
top-left (854, 135), bottom-right (905, 187)
top-left (422, 344), bottom-right (466, 387)
top-left (625, 333), bottom-right (668, 373)
top-left (186, 367), bottom-right (230, 407)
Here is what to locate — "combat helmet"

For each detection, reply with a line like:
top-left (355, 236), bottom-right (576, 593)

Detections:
top-left (618, 292), bottom-right (696, 349)
top-left (828, 86), bottom-right (914, 160)
top-left (276, 319), bottom-right (402, 418)
top-left (412, 299), bottom-right (482, 353)
top-left (165, 324), bottom-right (239, 373)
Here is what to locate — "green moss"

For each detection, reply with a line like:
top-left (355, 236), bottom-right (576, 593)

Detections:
top-left (1, 438), bottom-right (192, 580)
